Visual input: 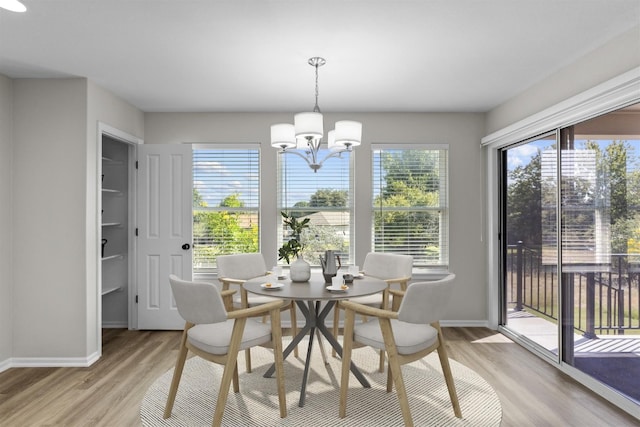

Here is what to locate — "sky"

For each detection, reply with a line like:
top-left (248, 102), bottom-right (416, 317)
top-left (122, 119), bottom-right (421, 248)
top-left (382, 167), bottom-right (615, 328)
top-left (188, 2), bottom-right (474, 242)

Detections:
top-left (193, 147), bottom-right (351, 208)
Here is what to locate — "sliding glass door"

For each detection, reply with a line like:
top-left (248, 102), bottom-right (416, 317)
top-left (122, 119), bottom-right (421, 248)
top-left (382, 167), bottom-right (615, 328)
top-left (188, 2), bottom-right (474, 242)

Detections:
top-left (501, 133), bottom-right (559, 354)
top-left (500, 103), bottom-right (640, 403)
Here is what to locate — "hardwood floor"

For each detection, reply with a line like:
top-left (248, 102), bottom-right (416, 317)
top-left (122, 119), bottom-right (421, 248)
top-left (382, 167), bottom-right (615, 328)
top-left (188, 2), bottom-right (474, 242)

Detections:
top-left (0, 327), bottom-right (638, 426)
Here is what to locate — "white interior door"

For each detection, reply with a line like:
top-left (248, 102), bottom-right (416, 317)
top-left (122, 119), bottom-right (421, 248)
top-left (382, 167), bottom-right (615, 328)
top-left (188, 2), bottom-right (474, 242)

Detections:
top-left (136, 144), bottom-right (192, 329)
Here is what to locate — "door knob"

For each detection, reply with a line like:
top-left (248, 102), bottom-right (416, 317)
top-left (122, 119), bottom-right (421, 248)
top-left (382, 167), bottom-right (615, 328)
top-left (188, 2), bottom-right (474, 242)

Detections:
top-left (181, 243), bottom-right (191, 250)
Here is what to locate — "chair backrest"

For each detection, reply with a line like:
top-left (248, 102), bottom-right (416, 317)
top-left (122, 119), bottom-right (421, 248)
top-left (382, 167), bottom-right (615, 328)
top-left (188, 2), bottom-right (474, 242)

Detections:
top-left (362, 252), bottom-right (413, 280)
top-left (216, 253), bottom-right (268, 281)
top-left (169, 275), bottom-right (228, 325)
top-left (397, 273), bottom-right (455, 324)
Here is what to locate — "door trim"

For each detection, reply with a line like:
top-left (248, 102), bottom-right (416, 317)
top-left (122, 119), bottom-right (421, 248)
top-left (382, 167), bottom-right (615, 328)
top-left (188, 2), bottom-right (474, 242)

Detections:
top-left (97, 122), bottom-right (142, 355)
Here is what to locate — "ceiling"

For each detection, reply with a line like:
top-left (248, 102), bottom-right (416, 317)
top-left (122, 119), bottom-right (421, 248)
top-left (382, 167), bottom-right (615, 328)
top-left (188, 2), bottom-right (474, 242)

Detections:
top-left (0, 0), bottom-right (638, 113)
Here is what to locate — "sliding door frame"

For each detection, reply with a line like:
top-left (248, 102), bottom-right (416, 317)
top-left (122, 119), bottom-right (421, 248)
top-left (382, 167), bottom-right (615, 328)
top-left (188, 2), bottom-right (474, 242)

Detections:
top-left (482, 67), bottom-right (640, 417)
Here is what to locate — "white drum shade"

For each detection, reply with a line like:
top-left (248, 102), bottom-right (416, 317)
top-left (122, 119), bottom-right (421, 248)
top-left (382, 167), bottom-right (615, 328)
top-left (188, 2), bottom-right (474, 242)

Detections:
top-left (294, 112), bottom-right (323, 139)
top-left (270, 123), bottom-right (296, 149)
top-left (334, 120), bottom-right (362, 147)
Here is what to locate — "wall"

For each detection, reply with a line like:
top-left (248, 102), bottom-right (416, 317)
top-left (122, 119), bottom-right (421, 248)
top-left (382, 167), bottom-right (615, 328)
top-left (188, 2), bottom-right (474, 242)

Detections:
top-left (86, 81), bottom-right (144, 355)
top-left (0, 74), bottom-right (13, 367)
top-left (12, 78), bottom-right (89, 359)
top-left (145, 112), bottom-right (488, 323)
top-left (6, 78), bottom-right (144, 364)
top-left (486, 25), bottom-right (640, 135)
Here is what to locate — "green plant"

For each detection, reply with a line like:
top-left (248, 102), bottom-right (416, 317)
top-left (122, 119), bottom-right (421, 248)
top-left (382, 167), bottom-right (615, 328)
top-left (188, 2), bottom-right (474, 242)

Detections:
top-left (278, 211), bottom-right (311, 264)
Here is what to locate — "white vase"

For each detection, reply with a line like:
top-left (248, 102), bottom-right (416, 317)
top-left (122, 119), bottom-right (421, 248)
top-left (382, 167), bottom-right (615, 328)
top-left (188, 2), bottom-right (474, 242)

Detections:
top-left (289, 256), bottom-right (311, 282)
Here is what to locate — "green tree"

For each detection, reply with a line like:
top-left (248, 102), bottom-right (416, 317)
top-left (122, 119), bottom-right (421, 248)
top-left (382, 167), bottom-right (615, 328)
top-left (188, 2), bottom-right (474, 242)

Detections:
top-left (309, 189), bottom-right (347, 207)
top-left (373, 150), bottom-right (442, 258)
top-left (193, 191), bottom-right (258, 268)
top-left (585, 140), bottom-right (631, 253)
top-left (507, 150), bottom-right (543, 247)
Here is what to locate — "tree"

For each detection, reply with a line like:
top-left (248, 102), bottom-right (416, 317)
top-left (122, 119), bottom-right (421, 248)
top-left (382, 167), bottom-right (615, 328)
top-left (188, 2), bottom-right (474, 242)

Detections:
top-left (373, 150), bottom-right (443, 259)
top-left (585, 140), bottom-right (631, 254)
top-left (507, 150), bottom-right (543, 247)
top-left (309, 189), bottom-right (347, 207)
top-left (192, 190), bottom-right (258, 268)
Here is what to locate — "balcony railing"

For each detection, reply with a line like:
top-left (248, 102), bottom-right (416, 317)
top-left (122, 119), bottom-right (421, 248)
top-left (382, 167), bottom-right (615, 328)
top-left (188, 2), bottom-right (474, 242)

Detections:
top-left (507, 242), bottom-right (640, 335)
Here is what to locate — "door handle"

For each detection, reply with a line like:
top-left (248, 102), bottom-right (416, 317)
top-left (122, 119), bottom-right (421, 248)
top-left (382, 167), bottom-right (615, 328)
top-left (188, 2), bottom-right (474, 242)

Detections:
top-left (181, 243), bottom-right (191, 250)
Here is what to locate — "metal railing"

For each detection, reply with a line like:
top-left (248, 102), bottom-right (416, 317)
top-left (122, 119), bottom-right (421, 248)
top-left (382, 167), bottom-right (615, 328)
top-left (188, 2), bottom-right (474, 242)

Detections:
top-left (507, 242), bottom-right (640, 335)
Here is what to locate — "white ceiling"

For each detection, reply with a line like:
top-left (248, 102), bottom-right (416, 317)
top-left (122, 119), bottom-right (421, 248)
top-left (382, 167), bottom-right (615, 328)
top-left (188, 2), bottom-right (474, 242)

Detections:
top-left (1, 0), bottom-right (638, 113)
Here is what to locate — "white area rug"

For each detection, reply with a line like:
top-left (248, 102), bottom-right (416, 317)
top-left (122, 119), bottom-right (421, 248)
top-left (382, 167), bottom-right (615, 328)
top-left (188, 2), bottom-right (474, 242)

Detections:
top-left (141, 340), bottom-right (502, 426)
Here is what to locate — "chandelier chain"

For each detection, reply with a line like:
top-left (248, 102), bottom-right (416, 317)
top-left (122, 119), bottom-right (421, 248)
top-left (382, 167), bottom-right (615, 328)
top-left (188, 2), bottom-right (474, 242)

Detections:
top-left (313, 60), bottom-right (321, 113)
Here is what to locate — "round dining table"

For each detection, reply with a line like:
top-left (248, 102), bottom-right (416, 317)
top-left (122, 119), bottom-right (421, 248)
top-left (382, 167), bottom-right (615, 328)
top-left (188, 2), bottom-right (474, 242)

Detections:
top-left (244, 272), bottom-right (388, 407)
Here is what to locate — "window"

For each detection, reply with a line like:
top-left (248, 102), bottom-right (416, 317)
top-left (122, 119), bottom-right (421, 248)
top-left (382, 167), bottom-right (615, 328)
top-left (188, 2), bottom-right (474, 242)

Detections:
top-left (277, 147), bottom-right (353, 266)
top-left (192, 145), bottom-right (260, 273)
top-left (372, 145), bottom-right (449, 268)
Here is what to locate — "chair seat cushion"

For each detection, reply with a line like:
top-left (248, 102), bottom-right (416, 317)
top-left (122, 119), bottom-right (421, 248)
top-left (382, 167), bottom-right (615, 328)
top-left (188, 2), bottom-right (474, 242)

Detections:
top-left (188, 319), bottom-right (272, 355)
top-left (354, 319), bottom-right (438, 355)
top-left (233, 294), bottom-right (282, 307)
top-left (349, 293), bottom-right (382, 308)
top-left (347, 293), bottom-right (384, 307)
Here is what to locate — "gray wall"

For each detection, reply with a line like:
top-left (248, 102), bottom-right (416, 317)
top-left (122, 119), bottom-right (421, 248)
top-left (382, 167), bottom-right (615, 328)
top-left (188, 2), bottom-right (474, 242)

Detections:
top-left (87, 81), bottom-right (144, 353)
top-left (145, 112), bottom-right (487, 322)
top-left (12, 79), bottom-right (88, 358)
top-left (1, 78), bottom-right (143, 364)
top-left (486, 26), bottom-right (640, 134)
top-left (0, 74), bottom-right (13, 365)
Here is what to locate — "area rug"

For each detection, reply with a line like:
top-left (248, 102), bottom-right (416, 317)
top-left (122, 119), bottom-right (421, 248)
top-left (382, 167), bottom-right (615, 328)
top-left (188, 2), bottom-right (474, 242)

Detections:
top-left (141, 340), bottom-right (502, 426)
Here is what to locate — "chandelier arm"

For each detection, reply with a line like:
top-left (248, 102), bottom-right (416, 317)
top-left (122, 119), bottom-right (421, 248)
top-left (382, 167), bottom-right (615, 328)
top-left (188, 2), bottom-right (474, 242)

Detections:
top-left (281, 149), bottom-right (313, 163)
top-left (317, 147), bottom-right (351, 166)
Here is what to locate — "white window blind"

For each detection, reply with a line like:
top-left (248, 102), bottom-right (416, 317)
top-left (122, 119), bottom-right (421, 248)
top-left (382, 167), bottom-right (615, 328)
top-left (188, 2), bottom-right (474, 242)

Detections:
top-left (372, 145), bottom-right (449, 267)
top-left (192, 145), bottom-right (260, 272)
top-left (277, 148), bottom-right (353, 266)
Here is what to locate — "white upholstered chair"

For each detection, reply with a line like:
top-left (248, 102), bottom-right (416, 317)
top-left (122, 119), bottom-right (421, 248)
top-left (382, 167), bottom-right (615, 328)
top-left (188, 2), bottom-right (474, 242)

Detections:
top-left (164, 275), bottom-right (287, 427)
top-left (217, 253), bottom-right (298, 372)
top-left (332, 252), bottom-right (413, 371)
top-left (339, 274), bottom-right (461, 427)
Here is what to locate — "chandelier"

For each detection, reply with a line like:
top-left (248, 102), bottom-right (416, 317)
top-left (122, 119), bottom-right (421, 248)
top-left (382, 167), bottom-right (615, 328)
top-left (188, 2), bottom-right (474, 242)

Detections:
top-left (270, 57), bottom-right (362, 172)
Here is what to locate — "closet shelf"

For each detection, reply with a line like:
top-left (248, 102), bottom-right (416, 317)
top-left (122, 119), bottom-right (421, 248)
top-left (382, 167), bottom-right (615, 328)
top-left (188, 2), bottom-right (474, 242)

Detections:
top-left (102, 156), bottom-right (123, 165)
top-left (102, 254), bottom-right (124, 262)
top-left (102, 188), bottom-right (122, 194)
top-left (101, 285), bottom-right (122, 296)
top-left (102, 222), bottom-right (122, 227)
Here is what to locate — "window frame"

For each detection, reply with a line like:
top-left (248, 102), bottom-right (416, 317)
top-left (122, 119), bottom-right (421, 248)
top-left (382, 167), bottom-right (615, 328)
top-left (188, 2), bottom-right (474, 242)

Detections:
top-left (191, 143), bottom-right (261, 274)
top-left (371, 143), bottom-right (450, 269)
top-left (276, 145), bottom-right (354, 266)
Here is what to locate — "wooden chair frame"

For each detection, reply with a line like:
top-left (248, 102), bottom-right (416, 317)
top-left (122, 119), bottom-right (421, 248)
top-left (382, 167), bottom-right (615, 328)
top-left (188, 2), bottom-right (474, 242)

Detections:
top-left (338, 290), bottom-right (462, 427)
top-left (219, 273), bottom-right (298, 372)
top-left (164, 294), bottom-right (288, 427)
top-left (332, 274), bottom-right (411, 372)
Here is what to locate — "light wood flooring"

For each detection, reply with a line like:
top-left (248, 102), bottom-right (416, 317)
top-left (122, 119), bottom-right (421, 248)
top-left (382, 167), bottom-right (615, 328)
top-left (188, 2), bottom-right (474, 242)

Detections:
top-left (0, 327), bottom-right (638, 426)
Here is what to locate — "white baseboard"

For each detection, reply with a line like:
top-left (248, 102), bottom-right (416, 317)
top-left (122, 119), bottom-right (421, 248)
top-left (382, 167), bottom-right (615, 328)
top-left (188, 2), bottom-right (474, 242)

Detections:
top-left (441, 320), bottom-right (492, 328)
top-left (102, 321), bottom-right (128, 328)
top-left (0, 321), bottom-right (490, 372)
top-left (0, 358), bottom-right (11, 373)
top-left (6, 351), bottom-right (100, 369)
top-left (282, 319), bottom-right (492, 329)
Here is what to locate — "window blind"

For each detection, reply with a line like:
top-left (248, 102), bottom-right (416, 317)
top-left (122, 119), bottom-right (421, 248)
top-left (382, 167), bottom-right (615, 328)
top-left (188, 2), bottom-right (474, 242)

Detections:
top-left (277, 148), bottom-right (353, 266)
top-left (372, 145), bottom-right (449, 267)
top-left (192, 146), bottom-right (260, 272)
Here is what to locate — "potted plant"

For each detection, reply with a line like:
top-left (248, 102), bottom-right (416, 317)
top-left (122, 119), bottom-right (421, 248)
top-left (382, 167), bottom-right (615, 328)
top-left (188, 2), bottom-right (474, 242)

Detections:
top-left (279, 211), bottom-right (311, 281)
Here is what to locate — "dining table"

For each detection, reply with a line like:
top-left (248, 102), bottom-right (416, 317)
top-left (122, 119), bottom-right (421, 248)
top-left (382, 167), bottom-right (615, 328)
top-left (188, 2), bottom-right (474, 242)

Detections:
top-left (244, 271), bottom-right (388, 407)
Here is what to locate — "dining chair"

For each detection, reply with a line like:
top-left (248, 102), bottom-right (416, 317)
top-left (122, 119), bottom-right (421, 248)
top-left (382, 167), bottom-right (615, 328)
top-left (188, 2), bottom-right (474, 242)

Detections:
top-left (338, 274), bottom-right (462, 427)
top-left (332, 252), bottom-right (413, 371)
top-left (217, 253), bottom-right (298, 372)
top-left (164, 275), bottom-right (287, 426)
